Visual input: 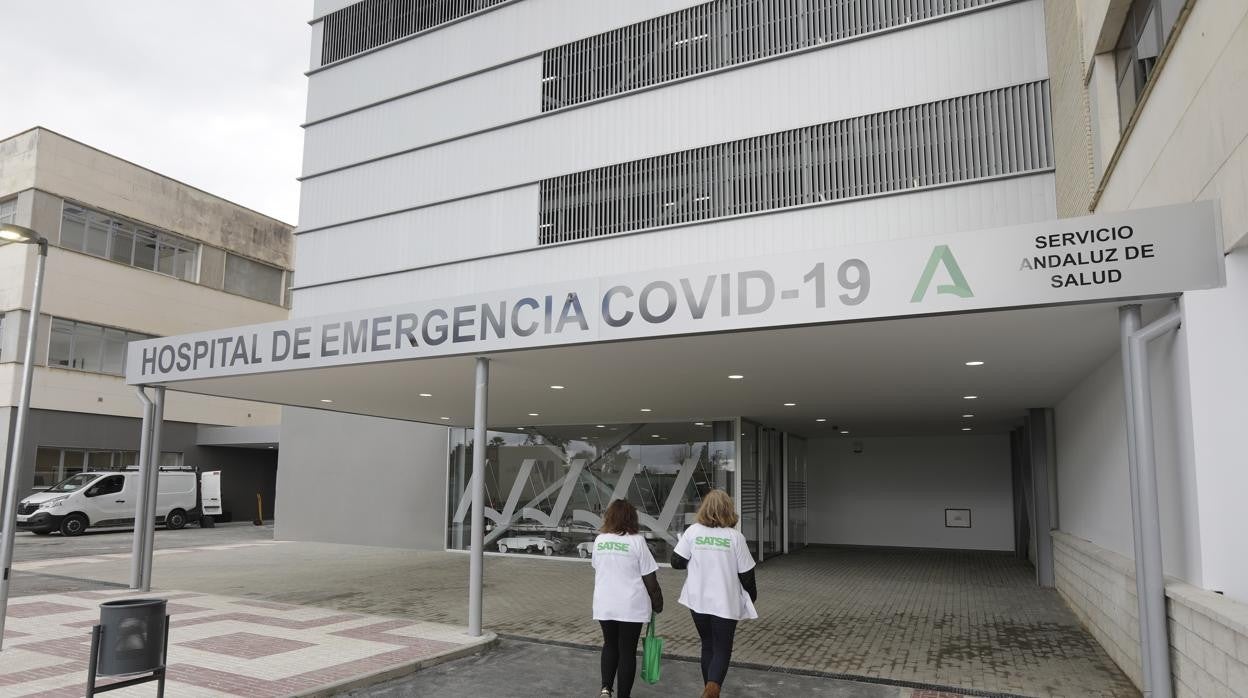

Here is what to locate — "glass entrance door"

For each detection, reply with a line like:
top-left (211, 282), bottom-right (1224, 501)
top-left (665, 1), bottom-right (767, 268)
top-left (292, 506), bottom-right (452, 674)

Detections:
top-left (741, 422), bottom-right (785, 561)
top-left (786, 435), bottom-right (808, 552)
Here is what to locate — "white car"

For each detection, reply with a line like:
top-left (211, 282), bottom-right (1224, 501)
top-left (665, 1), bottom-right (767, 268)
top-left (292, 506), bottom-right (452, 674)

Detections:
top-left (496, 536), bottom-right (560, 555)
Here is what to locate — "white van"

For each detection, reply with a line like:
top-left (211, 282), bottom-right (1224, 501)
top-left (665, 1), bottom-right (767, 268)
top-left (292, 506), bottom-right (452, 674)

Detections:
top-left (16, 468), bottom-right (200, 536)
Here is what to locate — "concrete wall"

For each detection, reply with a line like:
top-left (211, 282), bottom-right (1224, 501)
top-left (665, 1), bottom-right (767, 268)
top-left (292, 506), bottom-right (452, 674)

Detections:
top-left (806, 435), bottom-right (1014, 551)
top-left (1042, 0), bottom-right (1095, 216)
top-left (1054, 324), bottom-right (1201, 584)
top-left (274, 407), bottom-right (448, 550)
top-left (1092, 1), bottom-right (1248, 251)
top-left (1055, 532), bottom-right (1248, 697)
top-left (29, 129), bottom-right (292, 269)
top-left (1180, 248), bottom-right (1248, 603)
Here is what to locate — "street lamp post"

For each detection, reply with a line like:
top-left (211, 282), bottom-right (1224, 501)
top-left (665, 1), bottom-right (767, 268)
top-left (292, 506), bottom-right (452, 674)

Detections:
top-left (0, 223), bottom-right (50, 651)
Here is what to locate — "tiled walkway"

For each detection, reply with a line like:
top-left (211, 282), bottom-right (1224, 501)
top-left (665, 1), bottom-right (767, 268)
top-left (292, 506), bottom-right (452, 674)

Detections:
top-left (0, 589), bottom-right (493, 697)
top-left (22, 542), bottom-right (1139, 697)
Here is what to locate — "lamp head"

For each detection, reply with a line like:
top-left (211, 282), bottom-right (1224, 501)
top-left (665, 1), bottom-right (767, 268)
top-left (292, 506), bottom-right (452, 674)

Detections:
top-left (0, 223), bottom-right (38, 243)
top-left (0, 224), bottom-right (47, 252)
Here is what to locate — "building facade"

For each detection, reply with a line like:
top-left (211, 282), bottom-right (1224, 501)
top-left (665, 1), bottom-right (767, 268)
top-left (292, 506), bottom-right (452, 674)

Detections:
top-left (1041, 0), bottom-right (1248, 693)
top-left (0, 128), bottom-right (291, 523)
top-left (277, 0), bottom-right (1062, 554)
top-left (105, 0), bottom-right (1246, 694)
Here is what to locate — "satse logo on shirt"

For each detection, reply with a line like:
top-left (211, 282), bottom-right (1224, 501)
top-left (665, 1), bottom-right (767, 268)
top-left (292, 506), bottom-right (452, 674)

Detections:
top-left (694, 536), bottom-right (732, 549)
top-left (597, 541), bottom-right (630, 553)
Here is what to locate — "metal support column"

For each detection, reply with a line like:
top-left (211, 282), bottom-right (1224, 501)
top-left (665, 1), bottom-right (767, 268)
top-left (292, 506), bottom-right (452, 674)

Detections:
top-left (467, 357), bottom-right (489, 637)
top-left (130, 387), bottom-right (155, 589)
top-left (140, 387), bottom-right (165, 592)
top-left (1126, 307), bottom-right (1181, 698)
top-left (1027, 408), bottom-right (1055, 587)
top-left (0, 245), bottom-right (48, 651)
top-left (1119, 304), bottom-right (1152, 695)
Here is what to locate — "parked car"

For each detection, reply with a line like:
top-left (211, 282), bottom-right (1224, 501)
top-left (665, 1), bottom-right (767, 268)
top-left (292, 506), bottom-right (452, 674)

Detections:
top-left (16, 468), bottom-right (202, 536)
top-left (577, 541), bottom-right (593, 558)
top-left (496, 535), bottom-right (562, 555)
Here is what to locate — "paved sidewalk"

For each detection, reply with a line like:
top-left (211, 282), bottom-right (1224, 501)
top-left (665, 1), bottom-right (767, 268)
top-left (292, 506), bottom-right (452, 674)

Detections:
top-left (344, 639), bottom-right (972, 697)
top-left (26, 542), bottom-right (1138, 696)
top-left (0, 589), bottom-right (493, 697)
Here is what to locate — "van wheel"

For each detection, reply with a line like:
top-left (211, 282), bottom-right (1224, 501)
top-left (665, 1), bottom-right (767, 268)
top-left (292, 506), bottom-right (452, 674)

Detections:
top-left (166, 509), bottom-right (187, 530)
top-left (60, 513), bottom-right (88, 537)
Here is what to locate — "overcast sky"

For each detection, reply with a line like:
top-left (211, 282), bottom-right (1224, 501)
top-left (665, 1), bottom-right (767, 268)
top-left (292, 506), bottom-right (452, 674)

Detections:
top-left (1, 1), bottom-right (310, 224)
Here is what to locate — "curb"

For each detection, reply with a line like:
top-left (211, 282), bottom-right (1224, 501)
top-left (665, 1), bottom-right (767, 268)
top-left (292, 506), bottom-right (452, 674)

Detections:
top-left (292, 632), bottom-right (500, 697)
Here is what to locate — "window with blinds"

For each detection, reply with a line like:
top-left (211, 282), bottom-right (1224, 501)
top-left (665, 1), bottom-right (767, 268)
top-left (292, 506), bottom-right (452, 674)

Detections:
top-left (538, 81), bottom-right (1052, 245)
top-left (320, 0), bottom-right (510, 65)
top-left (541, 0), bottom-right (1003, 111)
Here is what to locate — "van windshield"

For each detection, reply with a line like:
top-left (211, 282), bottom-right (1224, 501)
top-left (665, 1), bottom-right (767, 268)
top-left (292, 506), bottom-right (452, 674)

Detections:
top-left (47, 473), bottom-right (98, 493)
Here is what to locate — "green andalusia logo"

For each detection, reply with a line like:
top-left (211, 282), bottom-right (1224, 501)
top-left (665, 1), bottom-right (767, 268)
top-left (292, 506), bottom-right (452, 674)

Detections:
top-left (911, 245), bottom-right (974, 303)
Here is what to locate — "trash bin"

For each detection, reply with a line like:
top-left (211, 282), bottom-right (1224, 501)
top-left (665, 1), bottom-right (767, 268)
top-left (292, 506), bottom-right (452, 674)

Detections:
top-left (96, 598), bottom-right (167, 677)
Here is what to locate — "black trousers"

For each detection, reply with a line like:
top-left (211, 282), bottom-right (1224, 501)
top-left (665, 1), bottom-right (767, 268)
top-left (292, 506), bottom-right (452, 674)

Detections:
top-left (691, 610), bottom-right (738, 686)
top-left (599, 620), bottom-right (644, 697)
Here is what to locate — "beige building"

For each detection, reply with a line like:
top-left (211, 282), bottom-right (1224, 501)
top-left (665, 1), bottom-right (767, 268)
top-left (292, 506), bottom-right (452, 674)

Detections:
top-left (1043, 0), bottom-right (1248, 695)
top-left (0, 127), bottom-right (292, 523)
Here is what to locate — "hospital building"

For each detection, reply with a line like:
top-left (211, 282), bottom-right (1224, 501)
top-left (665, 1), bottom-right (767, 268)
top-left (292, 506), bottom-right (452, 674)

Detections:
top-left (112, 0), bottom-right (1248, 695)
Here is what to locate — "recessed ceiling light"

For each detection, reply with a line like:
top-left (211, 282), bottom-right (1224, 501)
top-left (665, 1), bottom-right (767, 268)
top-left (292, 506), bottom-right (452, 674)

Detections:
top-left (962, 427), bottom-right (973, 431)
top-left (419, 393), bottom-right (432, 397)
top-left (816, 418), bottom-right (827, 422)
top-left (651, 434), bottom-right (660, 437)
top-left (440, 417), bottom-right (450, 420)
top-left (596, 425), bottom-right (605, 428)
top-left (840, 430), bottom-right (850, 434)
top-left (320, 399), bottom-right (333, 403)
top-left (267, 445), bottom-right (275, 449)
top-left (963, 414), bottom-right (975, 418)
top-left (728, 375), bottom-right (744, 380)
top-left (550, 385), bottom-right (565, 390)
top-left (694, 422), bottom-right (705, 426)
top-left (783, 402), bottom-right (796, 407)
top-left (528, 413), bottom-right (540, 417)
top-left (640, 408), bottom-right (652, 412)
top-left (963, 395), bottom-right (979, 400)
top-left (965, 361), bottom-right (985, 366)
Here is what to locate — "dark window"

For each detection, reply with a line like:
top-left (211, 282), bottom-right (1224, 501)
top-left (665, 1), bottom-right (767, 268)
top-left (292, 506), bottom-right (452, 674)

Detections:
top-left (542, 0), bottom-right (1003, 111)
top-left (59, 203), bottom-right (199, 282)
top-left (539, 81), bottom-right (1053, 244)
top-left (1114, 0), bottom-right (1184, 132)
top-left (224, 253), bottom-right (286, 306)
top-left (48, 318), bottom-right (153, 376)
top-left (320, 0), bottom-right (510, 66)
top-left (88, 475), bottom-right (125, 497)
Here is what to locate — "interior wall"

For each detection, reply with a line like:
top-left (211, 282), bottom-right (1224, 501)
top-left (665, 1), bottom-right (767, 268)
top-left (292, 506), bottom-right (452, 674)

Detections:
top-left (274, 407), bottom-right (448, 550)
top-left (1054, 315), bottom-right (1202, 584)
top-left (806, 434), bottom-right (1014, 551)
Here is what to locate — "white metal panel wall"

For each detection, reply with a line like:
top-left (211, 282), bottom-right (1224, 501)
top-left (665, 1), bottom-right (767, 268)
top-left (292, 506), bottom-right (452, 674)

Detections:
top-left (293, 186), bottom-right (538, 290)
top-left (298, 0), bottom-right (1048, 230)
top-left (313, 0), bottom-right (359, 22)
top-left (291, 173), bottom-right (1056, 315)
top-left (305, 0), bottom-right (710, 122)
top-left (302, 58), bottom-right (542, 176)
top-left (310, 20), bottom-right (324, 69)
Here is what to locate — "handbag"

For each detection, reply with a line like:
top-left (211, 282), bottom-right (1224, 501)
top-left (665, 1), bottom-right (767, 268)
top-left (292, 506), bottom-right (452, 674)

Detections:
top-left (640, 613), bottom-right (663, 685)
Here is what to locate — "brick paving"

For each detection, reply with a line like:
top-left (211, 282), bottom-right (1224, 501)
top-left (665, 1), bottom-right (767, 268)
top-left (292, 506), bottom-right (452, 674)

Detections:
top-left (0, 589), bottom-right (493, 697)
top-left (23, 540), bottom-right (1139, 697)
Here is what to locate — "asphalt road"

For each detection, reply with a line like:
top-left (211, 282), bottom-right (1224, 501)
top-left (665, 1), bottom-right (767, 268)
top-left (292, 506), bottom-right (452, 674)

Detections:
top-left (8, 521), bottom-right (273, 597)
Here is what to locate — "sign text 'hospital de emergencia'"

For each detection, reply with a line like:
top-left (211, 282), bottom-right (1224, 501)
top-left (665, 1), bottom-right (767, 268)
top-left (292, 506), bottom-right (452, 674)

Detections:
top-left (127, 201), bottom-right (1224, 385)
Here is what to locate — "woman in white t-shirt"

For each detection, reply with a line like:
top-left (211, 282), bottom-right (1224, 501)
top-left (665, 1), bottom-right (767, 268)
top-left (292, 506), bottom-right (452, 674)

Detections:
top-left (671, 489), bottom-right (758, 698)
top-left (591, 499), bottom-right (663, 698)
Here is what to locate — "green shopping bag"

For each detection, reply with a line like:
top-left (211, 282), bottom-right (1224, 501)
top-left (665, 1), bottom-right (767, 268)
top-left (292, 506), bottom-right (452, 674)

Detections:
top-left (641, 613), bottom-right (663, 685)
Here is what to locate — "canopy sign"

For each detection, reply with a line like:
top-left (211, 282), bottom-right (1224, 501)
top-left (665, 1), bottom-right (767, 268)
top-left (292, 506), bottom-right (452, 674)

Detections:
top-left (127, 201), bottom-right (1223, 384)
